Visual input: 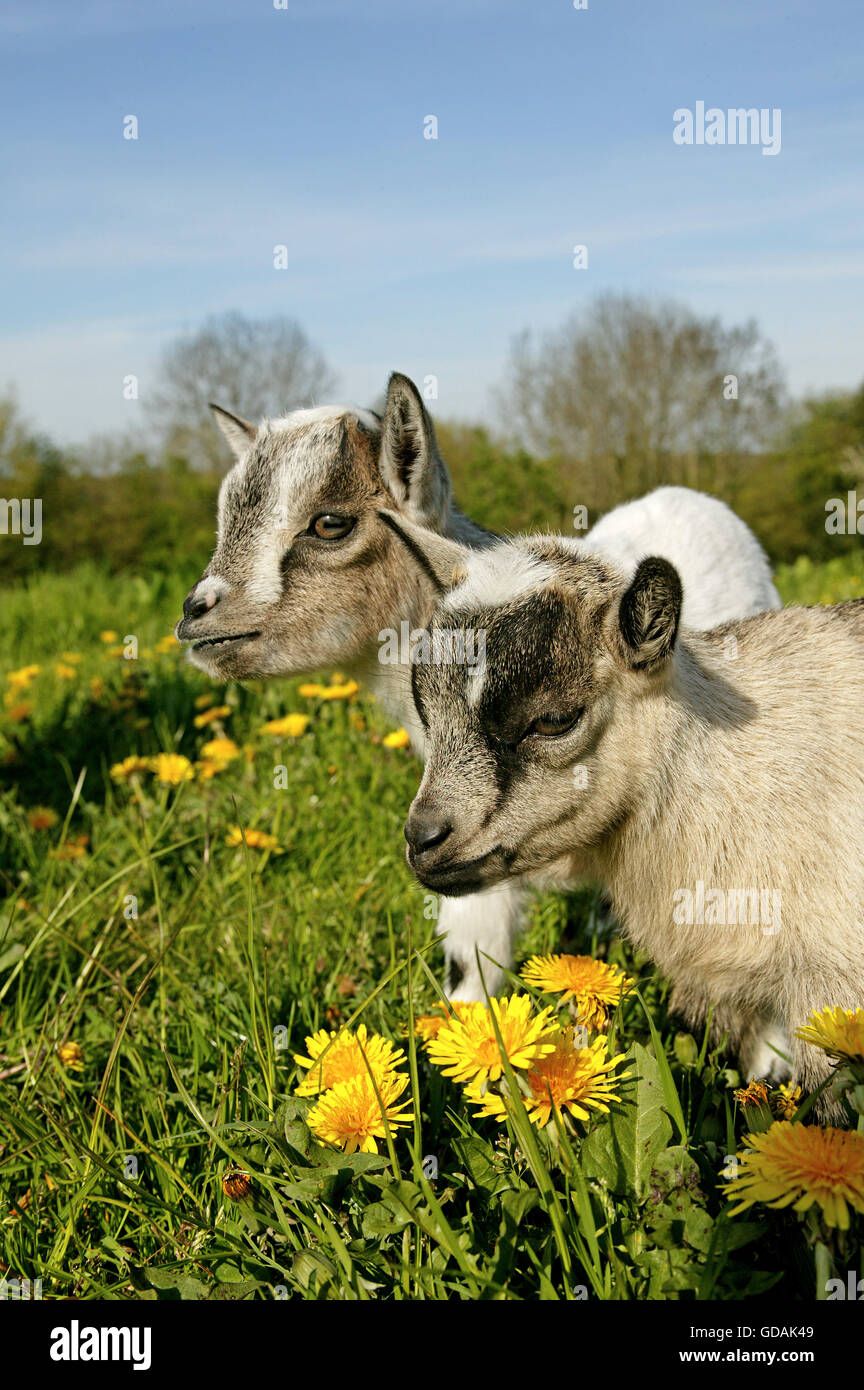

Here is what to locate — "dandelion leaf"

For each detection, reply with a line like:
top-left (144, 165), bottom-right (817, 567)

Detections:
top-left (580, 1042), bottom-right (673, 1198)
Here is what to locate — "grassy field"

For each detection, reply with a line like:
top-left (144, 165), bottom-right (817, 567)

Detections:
top-left (1, 551), bottom-right (863, 1302)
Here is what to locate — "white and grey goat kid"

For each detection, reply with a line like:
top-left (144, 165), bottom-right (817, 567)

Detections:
top-left (396, 519), bottom-right (864, 1101)
top-left (175, 373), bottom-right (780, 1001)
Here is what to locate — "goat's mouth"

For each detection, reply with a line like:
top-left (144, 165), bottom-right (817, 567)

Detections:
top-left (408, 847), bottom-right (506, 896)
top-left (190, 630), bottom-right (260, 652)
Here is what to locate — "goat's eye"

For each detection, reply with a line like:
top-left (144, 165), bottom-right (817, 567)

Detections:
top-left (523, 710), bottom-right (583, 740)
top-left (310, 513), bottom-right (356, 540)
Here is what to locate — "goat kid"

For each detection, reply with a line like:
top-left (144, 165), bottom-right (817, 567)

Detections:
top-left (396, 518), bottom-right (864, 1105)
top-left (175, 373), bottom-right (781, 1002)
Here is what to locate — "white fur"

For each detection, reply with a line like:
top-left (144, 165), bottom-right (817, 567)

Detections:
top-left (746, 1020), bottom-right (793, 1083)
top-left (437, 885), bottom-right (528, 1001)
top-left (445, 548), bottom-right (555, 614)
top-left (192, 574), bottom-right (231, 607)
top-left (271, 404), bottom-right (381, 432)
top-left (585, 486), bottom-right (781, 629)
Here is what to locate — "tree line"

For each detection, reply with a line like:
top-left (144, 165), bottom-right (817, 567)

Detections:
top-left (1, 298), bottom-right (862, 585)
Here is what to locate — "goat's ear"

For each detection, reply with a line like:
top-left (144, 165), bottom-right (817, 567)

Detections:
top-left (616, 557), bottom-right (683, 672)
top-left (377, 509), bottom-right (469, 593)
top-left (210, 403), bottom-right (257, 460)
top-left (378, 373), bottom-right (451, 529)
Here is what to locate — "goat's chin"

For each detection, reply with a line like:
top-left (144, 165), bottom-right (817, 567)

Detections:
top-left (186, 642), bottom-right (270, 681)
top-left (409, 846), bottom-right (513, 897)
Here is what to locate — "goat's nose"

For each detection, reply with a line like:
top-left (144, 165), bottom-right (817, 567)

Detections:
top-left (182, 584), bottom-right (218, 622)
top-left (405, 808), bottom-right (452, 854)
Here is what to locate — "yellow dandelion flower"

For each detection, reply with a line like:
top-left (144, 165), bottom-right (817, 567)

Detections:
top-left (307, 1070), bottom-right (412, 1154)
top-left (155, 634), bottom-right (180, 653)
top-left (194, 693), bottom-right (216, 709)
top-left (57, 1040), bottom-right (83, 1070)
top-left (110, 755), bottom-right (151, 781)
top-left (467, 1030), bottom-right (630, 1126)
top-left (734, 1079), bottom-right (771, 1108)
top-left (193, 704), bottom-right (232, 728)
top-left (412, 1002), bottom-right (483, 1045)
top-left (200, 737), bottom-right (241, 762)
top-left (725, 1122), bottom-right (864, 1230)
top-left (520, 953), bottom-right (634, 1029)
top-left (414, 1014), bottom-right (451, 1044)
top-left (796, 1007), bottom-right (864, 1064)
top-left (89, 677), bottom-right (105, 699)
top-left (6, 664), bottom-right (41, 689)
top-left (319, 680), bottom-right (359, 701)
top-left (298, 682), bottom-right (325, 697)
top-left (99, 630), bottom-right (118, 643)
top-left (50, 835), bottom-right (89, 860)
top-left (426, 994), bottom-right (557, 1087)
top-left (772, 1083), bottom-right (803, 1120)
top-left (26, 806), bottom-right (59, 831)
top-left (260, 714), bottom-right (309, 738)
top-left (382, 728), bottom-right (411, 749)
top-left (222, 1169), bottom-right (252, 1200)
top-left (225, 825), bottom-right (283, 854)
top-left (150, 753), bottom-right (195, 785)
top-left (294, 1023), bottom-right (407, 1096)
top-left (196, 759), bottom-right (227, 779)
top-left (54, 663), bottom-right (77, 680)
top-left (4, 701), bottom-right (32, 722)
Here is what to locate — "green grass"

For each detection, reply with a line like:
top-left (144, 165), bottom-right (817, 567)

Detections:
top-left (1, 555), bottom-right (862, 1301)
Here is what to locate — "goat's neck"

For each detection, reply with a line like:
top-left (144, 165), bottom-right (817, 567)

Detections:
top-left (586, 642), bottom-right (748, 924)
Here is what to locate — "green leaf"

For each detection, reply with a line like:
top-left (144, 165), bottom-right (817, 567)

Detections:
top-left (454, 1135), bottom-right (499, 1190)
top-left (633, 988), bottom-right (688, 1142)
top-left (635, 1245), bottom-right (703, 1297)
top-left (144, 1268), bottom-right (211, 1300)
top-left (361, 1200), bottom-right (412, 1238)
top-left (291, 1250), bottom-right (337, 1291)
top-left (581, 1042), bottom-right (673, 1199)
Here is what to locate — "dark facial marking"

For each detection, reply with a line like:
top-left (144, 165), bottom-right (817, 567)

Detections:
top-left (410, 662), bottom-right (430, 731)
top-left (377, 511), bottom-right (448, 595)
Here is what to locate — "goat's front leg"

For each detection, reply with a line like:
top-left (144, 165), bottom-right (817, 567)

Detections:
top-left (667, 989), bottom-right (792, 1084)
top-left (436, 883), bottom-right (527, 1001)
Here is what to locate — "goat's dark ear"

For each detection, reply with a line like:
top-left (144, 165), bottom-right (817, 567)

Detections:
top-left (377, 509), bottom-right (468, 593)
top-left (616, 558), bottom-right (683, 671)
top-left (378, 373), bottom-right (451, 529)
top-left (210, 403), bottom-right (257, 460)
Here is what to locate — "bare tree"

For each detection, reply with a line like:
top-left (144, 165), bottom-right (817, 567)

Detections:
top-left (497, 295), bottom-right (786, 512)
top-left (148, 312), bottom-right (337, 468)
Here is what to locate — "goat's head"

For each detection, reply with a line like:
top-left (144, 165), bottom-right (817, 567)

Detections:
top-left (398, 523), bottom-right (684, 894)
top-left (175, 374), bottom-right (453, 679)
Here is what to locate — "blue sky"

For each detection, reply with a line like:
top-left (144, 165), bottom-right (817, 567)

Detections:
top-left (1, 0), bottom-right (862, 443)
